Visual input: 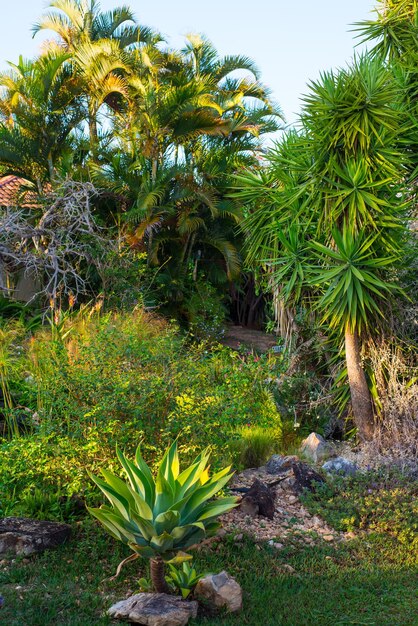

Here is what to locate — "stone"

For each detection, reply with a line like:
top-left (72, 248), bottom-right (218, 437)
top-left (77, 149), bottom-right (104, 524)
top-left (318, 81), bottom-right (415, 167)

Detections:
top-left (239, 497), bottom-right (259, 518)
top-left (0, 518), bottom-right (71, 556)
top-left (323, 534), bottom-right (334, 542)
top-left (322, 457), bottom-right (358, 476)
top-left (265, 455), bottom-right (298, 475)
top-left (292, 462), bottom-right (325, 493)
top-left (108, 593), bottom-right (198, 626)
top-left (241, 479), bottom-right (275, 519)
top-left (195, 571), bottom-right (242, 613)
top-left (300, 433), bottom-right (333, 463)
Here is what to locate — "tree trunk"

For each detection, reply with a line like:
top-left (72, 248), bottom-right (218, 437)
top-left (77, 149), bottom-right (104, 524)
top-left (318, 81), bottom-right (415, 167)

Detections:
top-left (149, 557), bottom-right (169, 593)
top-left (345, 327), bottom-right (374, 441)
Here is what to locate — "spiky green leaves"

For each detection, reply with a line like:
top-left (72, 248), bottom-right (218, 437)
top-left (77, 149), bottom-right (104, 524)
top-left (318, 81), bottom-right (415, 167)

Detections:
top-left (88, 441), bottom-right (238, 561)
top-left (310, 228), bottom-right (400, 333)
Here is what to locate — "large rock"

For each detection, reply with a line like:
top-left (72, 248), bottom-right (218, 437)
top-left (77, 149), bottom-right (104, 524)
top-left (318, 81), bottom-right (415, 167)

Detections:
top-left (108, 593), bottom-right (198, 626)
top-left (292, 461), bottom-right (325, 492)
top-left (195, 571), bottom-right (242, 613)
top-left (265, 455), bottom-right (298, 475)
top-left (300, 432), bottom-right (333, 463)
top-left (0, 517), bottom-right (71, 556)
top-left (322, 457), bottom-right (358, 476)
top-left (240, 479), bottom-right (275, 519)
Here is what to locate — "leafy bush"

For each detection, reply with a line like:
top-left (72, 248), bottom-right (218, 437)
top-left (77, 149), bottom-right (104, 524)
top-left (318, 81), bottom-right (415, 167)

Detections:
top-left (301, 469), bottom-right (418, 548)
top-left (0, 308), bottom-right (283, 517)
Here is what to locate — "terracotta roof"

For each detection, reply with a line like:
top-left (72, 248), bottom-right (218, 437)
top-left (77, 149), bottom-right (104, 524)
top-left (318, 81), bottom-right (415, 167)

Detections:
top-left (0, 176), bottom-right (44, 208)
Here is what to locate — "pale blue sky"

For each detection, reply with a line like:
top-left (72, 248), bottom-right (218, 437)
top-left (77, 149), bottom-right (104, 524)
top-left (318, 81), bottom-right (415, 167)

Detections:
top-left (0, 1), bottom-right (377, 124)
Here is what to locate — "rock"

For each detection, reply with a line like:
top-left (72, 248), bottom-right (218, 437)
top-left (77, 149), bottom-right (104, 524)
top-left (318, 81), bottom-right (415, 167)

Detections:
top-left (239, 498), bottom-right (259, 518)
top-left (287, 495), bottom-right (298, 504)
top-left (0, 518), bottom-right (71, 556)
top-left (322, 457), bottom-right (358, 476)
top-left (265, 455), bottom-right (298, 475)
top-left (292, 462), bottom-right (325, 493)
top-left (281, 564), bottom-right (295, 574)
top-left (241, 479), bottom-right (275, 519)
top-left (108, 593), bottom-right (198, 626)
top-left (300, 433), bottom-right (333, 463)
top-left (323, 534), bottom-right (334, 541)
top-left (195, 571), bottom-right (242, 613)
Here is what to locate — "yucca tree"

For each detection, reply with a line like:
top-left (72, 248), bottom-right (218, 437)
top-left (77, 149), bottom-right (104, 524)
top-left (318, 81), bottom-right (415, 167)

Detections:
top-left (89, 441), bottom-right (237, 592)
top-left (355, 1), bottom-right (418, 182)
top-left (237, 56), bottom-right (409, 440)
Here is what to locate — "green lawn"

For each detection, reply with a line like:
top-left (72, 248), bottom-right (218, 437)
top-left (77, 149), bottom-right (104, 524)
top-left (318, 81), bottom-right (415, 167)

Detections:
top-left (1, 521), bottom-right (417, 626)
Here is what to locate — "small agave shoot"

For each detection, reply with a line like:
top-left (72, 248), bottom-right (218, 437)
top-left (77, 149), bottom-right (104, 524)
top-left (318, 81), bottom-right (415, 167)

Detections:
top-left (88, 441), bottom-right (238, 593)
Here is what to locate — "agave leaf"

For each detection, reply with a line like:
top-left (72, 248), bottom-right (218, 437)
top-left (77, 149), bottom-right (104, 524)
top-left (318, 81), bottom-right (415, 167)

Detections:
top-left (165, 551), bottom-right (193, 565)
top-left (87, 506), bottom-right (143, 545)
top-left (159, 440), bottom-right (180, 483)
top-left (181, 472), bottom-right (234, 524)
top-left (154, 510), bottom-right (181, 535)
top-left (89, 473), bottom-right (131, 519)
top-left (197, 496), bottom-right (239, 521)
top-left (129, 543), bottom-right (156, 558)
top-left (130, 490), bottom-right (154, 521)
top-left (135, 445), bottom-right (156, 503)
top-left (150, 531), bottom-right (174, 552)
top-left (100, 469), bottom-right (138, 507)
top-left (116, 446), bottom-right (149, 501)
top-left (155, 471), bottom-right (175, 516)
top-left (129, 509), bottom-right (156, 541)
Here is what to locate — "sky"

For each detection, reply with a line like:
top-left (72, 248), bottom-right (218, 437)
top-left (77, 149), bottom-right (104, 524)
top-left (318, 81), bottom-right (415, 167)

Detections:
top-left (0, 0), bottom-right (377, 126)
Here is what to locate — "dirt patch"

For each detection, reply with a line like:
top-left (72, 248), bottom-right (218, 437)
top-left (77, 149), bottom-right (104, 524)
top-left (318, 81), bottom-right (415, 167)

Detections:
top-left (222, 326), bottom-right (278, 353)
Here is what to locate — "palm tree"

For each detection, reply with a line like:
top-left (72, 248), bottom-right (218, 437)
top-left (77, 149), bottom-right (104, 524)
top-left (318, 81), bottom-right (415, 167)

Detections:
top-left (0, 53), bottom-right (83, 188)
top-left (33, 0), bottom-right (159, 51)
top-left (33, 1), bottom-right (161, 153)
top-left (237, 56), bottom-right (409, 440)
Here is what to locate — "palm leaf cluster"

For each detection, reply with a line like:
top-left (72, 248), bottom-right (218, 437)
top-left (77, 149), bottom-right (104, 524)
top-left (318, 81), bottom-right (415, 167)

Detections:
top-left (0, 1), bottom-right (283, 297)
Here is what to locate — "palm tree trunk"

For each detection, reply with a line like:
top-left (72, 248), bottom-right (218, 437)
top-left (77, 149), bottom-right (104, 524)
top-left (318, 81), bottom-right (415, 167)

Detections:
top-left (345, 327), bottom-right (374, 441)
top-left (149, 557), bottom-right (169, 593)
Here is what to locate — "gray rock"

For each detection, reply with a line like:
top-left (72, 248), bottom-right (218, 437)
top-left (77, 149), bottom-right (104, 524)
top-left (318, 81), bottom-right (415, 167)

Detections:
top-left (265, 455), bottom-right (298, 474)
top-left (195, 571), bottom-right (242, 613)
top-left (322, 457), bottom-right (358, 476)
top-left (0, 517), bottom-right (71, 556)
top-left (108, 593), bottom-right (198, 626)
top-left (300, 432), bottom-right (333, 463)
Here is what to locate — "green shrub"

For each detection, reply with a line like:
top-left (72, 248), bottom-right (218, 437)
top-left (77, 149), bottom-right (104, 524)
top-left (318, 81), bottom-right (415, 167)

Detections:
top-left (301, 469), bottom-right (418, 548)
top-left (0, 308), bottom-right (284, 517)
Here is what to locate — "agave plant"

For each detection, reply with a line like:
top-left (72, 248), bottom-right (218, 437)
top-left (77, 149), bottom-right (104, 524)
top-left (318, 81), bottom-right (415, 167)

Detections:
top-left (165, 561), bottom-right (205, 599)
top-left (88, 441), bottom-right (238, 592)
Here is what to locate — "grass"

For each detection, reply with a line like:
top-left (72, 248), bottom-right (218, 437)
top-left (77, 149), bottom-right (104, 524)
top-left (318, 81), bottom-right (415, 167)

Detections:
top-left (1, 521), bottom-right (417, 626)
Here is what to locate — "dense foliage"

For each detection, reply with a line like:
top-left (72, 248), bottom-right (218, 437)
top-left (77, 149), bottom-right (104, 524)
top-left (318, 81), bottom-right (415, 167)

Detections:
top-left (0, 308), bottom-right (282, 519)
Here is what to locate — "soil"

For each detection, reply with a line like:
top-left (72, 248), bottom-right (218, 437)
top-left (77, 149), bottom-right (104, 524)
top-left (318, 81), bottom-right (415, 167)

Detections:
top-left (221, 325), bottom-right (278, 353)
